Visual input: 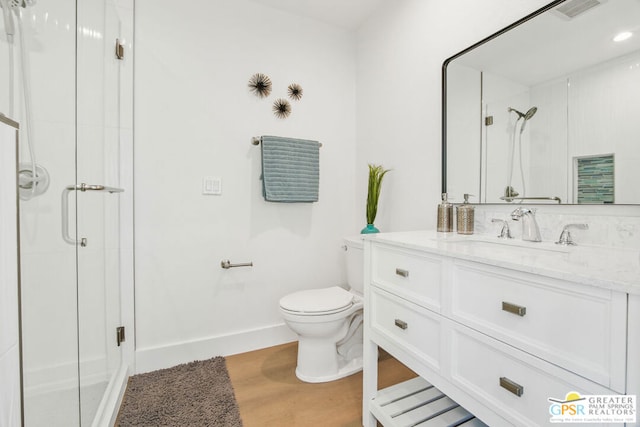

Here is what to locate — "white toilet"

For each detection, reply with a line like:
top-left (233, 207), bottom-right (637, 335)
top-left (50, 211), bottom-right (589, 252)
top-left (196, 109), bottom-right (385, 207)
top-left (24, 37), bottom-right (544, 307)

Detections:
top-left (279, 236), bottom-right (364, 383)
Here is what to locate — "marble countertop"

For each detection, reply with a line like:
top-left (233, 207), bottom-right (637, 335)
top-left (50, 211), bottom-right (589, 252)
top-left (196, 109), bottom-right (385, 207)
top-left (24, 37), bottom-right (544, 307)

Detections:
top-left (364, 230), bottom-right (640, 295)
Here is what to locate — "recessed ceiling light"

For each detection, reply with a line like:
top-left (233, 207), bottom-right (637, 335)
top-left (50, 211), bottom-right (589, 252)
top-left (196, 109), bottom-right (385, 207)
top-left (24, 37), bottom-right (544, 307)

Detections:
top-left (613, 31), bottom-right (633, 42)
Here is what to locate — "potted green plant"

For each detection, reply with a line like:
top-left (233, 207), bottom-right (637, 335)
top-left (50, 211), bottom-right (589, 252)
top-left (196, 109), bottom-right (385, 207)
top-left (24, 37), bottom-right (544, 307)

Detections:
top-left (362, 164), bottom-right (390, 234)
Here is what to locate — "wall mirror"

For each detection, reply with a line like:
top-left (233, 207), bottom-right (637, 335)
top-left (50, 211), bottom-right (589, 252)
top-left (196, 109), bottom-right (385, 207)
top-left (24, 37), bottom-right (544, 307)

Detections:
top-left (443, 0), bottom-right (640, 205)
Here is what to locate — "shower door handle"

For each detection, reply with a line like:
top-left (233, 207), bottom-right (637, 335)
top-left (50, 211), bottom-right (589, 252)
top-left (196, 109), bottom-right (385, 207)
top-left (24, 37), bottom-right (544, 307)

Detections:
top-left (66, 183), bottom-right (124, 194)
top-left (61, 186), bottom-right (80, 245)
top-left (61, 183), bottom-right (125, 246)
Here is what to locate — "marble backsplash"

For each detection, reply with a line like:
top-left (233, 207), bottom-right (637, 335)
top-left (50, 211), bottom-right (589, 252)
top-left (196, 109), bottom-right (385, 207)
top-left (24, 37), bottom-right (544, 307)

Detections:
top-left (473, 204), bottom-right (640, 250)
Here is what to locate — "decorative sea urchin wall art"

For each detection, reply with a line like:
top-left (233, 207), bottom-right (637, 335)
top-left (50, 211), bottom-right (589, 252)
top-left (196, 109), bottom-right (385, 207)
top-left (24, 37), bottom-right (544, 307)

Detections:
top-left (287, 83), bottom-right (303, 101)
top-left (272, 98), bottom-right (292, 119)
top-left (248, 74), bottom-right (303, 119)
top-left (248, 73), bottom-right (272, 98)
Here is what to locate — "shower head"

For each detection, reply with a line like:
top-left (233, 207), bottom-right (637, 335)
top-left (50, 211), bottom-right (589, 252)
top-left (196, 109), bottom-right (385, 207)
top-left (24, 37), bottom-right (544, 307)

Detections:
top-left (520, 107), bottom-right (537, 132)
top-left (508, 106), bottom-right (537, 120)
top-left (509, 106), bottom-right (538, 132)
top-left (523, 107), bottom-right (537, 121)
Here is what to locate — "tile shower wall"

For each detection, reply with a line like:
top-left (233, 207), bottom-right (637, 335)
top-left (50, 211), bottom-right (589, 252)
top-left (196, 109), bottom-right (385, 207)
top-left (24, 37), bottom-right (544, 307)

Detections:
top-left (530, 50), bottom-right (640, 204)
top-left (134, 0), bottom-right (359, 372)
top-left (0, 0), bottom-right (80, 404)
top-left (567, 51), bottom-right (640, 204)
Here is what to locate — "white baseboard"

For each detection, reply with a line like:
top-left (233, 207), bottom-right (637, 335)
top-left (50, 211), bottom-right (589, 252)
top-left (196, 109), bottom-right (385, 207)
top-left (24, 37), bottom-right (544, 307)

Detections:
top-left (135, 322), bottom-right (297, 374)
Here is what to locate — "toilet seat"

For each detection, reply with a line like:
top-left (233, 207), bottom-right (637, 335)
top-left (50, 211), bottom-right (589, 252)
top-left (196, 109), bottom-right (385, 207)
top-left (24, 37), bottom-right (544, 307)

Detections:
top-left (279, 286), bottom-right (354, 315)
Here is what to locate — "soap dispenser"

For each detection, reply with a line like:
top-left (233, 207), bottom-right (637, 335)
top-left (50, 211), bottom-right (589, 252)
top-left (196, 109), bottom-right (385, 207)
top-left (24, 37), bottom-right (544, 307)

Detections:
top-left (456, 194), bottom-right (475, 235)
top-left (437, 193), bottom-right (453, 232)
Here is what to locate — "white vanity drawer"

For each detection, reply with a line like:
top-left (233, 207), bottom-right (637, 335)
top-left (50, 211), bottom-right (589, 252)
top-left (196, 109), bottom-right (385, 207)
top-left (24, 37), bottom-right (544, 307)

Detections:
top-left (370, 287), bottom-right (441, 373)
top-left (371, 245), bottom-right (442, 312)
top-left (448, 261), bottom-right (627, 392)
top-left (448, 321), bottom-right (618, 427)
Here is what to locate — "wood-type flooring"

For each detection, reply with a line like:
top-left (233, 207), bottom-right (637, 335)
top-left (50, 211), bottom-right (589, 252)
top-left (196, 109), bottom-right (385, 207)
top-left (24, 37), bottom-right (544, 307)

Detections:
top-left (227, 342), bottom-right (416, 427)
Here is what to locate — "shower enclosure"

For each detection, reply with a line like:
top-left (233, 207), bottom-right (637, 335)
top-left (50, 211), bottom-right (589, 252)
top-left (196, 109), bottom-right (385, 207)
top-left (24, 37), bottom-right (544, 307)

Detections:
top-left (0, 0), bottom-right (134, 425)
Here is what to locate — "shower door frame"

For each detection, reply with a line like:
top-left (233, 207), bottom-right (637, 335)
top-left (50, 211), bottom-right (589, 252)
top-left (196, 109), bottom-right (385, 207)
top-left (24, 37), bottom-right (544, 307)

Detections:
top-left (15, 0), bottom-right (135, 425)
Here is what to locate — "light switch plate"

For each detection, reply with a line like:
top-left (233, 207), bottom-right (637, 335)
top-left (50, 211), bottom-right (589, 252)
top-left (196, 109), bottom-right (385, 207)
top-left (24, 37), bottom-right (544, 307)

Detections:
top-left (202, 176), bottom-right (222, 195)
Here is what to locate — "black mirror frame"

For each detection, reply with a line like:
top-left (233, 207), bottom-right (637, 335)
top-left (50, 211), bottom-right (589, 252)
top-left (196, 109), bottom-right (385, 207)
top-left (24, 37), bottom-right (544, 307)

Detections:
top-left (441, 0), bottom-right (565, 196)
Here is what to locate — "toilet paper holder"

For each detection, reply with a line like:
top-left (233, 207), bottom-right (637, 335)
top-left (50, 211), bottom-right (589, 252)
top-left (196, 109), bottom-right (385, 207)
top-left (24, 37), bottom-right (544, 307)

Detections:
top-left (221, 259), bottom-right (253, 269)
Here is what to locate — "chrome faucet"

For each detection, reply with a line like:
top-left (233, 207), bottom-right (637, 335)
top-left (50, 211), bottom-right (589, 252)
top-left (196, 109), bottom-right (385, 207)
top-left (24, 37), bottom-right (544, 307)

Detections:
top-left (491, 218), bottom-right (513, 239)
top-left (510, 207), bottom-right (541, 242)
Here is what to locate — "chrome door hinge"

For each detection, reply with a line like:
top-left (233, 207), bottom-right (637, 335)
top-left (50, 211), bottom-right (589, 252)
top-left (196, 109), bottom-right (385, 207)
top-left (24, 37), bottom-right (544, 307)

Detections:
top-left (115, 39), bottom-right (124, 60)
top-left (116, 326), bottom-right (125, 346)
top-left (485, 116), bottom-right (494, 126)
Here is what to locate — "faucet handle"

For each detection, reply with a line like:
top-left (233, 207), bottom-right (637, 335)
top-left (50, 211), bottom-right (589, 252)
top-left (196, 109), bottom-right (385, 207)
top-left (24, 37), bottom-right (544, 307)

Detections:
top-left (555, 223), bottom-right (589, 246)
top-left (491, 218), bottom-right (513, 239)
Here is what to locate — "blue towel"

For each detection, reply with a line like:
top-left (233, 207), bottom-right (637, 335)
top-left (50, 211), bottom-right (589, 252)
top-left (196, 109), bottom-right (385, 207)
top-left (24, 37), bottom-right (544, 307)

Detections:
top-left (261, 136), bottom-right (320, 203)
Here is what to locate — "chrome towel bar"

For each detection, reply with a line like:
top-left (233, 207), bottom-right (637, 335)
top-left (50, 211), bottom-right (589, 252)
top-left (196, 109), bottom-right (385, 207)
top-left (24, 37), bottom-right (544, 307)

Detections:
top-left (252, 136), bottom-right (322, 147)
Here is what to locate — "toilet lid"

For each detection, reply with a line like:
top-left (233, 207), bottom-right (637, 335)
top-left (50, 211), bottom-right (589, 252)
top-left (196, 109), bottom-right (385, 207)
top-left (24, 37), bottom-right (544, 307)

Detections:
top-left (279, 286), bottom-right (354, 314)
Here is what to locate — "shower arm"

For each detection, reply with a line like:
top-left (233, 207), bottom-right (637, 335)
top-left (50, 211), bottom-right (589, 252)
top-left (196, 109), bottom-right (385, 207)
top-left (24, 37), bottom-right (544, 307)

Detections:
top-left (61, 183), bottom-right (125, 246)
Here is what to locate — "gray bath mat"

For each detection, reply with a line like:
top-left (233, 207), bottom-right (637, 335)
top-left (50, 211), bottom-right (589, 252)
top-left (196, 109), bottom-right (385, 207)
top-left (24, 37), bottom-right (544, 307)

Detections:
top-left (116, 356), bottom-right (243, 426)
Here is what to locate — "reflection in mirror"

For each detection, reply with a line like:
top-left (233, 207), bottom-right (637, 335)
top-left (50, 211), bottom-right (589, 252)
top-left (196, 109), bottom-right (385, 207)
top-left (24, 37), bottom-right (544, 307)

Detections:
top-left (444, 0), bottom-right (640, 205)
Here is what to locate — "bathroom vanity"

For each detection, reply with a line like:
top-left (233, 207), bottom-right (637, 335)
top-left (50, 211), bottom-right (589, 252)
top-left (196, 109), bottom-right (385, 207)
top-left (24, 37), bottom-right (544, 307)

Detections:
top-left (362, 231), bottom-right (640, 426)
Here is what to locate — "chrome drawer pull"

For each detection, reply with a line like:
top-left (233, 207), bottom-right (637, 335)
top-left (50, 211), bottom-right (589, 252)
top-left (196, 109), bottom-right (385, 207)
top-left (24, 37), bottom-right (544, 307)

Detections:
top-left (502, 301), bottom-right (526, 317)
top-left (394, 319), bottom-right (408, 330)
top-left (500, 377), bottom-right (524, 397)
top-left (395, 268), bottom-right (409, 278)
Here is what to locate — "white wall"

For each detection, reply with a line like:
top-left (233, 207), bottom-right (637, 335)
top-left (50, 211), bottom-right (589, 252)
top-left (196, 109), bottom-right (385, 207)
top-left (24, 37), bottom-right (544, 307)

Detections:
top-left (355, 0), bottom-right (552, 231)
top-left (133, 0), bottom-right (640, 373)
top-left (444, 64), bottom-right (481, 202)
top-left (134, 0), bottom-right (359, 372)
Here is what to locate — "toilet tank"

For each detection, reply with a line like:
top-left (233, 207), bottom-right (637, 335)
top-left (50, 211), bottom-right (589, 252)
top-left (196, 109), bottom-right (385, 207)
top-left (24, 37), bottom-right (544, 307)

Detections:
top-left (344, 236), bottom-right (364, 293)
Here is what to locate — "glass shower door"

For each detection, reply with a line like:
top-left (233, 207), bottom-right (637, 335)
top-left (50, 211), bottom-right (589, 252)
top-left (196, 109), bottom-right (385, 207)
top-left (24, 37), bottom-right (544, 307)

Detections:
top-left (75, 0), bottom-right (132, 424)
top-left (18, 0), bottom-right (81, 425)
top-left (16, 0), bottom-right (132, 424)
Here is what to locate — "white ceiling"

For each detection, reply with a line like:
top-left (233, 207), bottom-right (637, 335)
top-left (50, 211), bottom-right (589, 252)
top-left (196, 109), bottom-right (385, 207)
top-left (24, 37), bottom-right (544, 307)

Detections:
top-left (246, 0), bottom-right (390, 30)
top-left (454, 0), bottom-right (640, 86)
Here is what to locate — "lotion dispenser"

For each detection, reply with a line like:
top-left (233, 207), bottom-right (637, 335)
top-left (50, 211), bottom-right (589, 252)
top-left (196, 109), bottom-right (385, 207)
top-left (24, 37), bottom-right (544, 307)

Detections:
top-left (456, 194), bottom-right (475, 235)
top-left (437, 193), bottom-right (453, 232)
